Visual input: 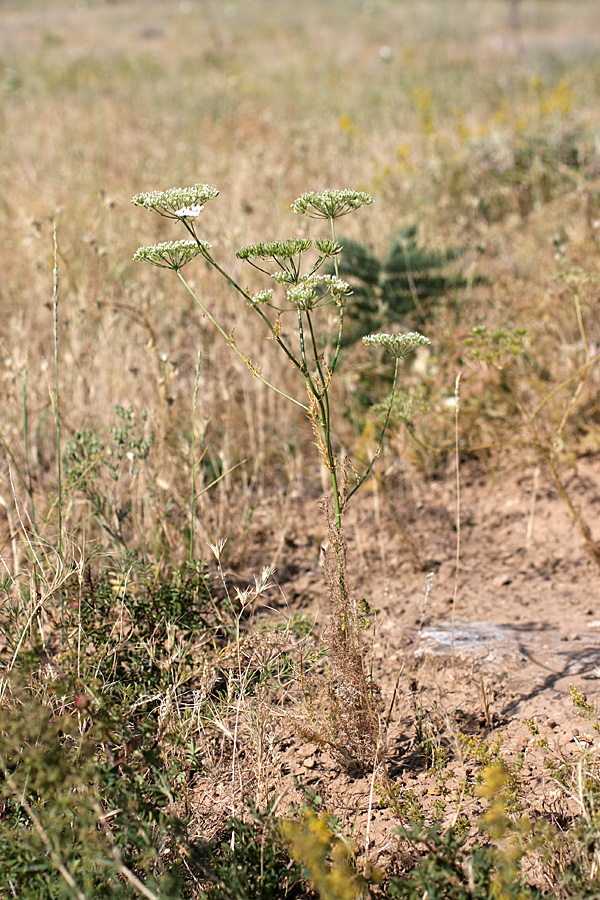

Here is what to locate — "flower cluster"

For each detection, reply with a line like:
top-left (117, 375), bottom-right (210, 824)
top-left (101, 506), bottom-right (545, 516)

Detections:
top-left (133, 240), bottom-right (210, 271)
top-left (319, 274), bottom-right (352, 304)
top-left (284, 275), bottom-right (352, 311)
top-left (291, 189), bottom-right (374, 219)
top-left (236, 238), bottom-right (313, 262)
top-left (131, 185), bottom-right (219, 219)
top-left (314, 238), bottom-right (343, 258)
top-left (250, 289), bottom-right (274, 305)
top-left (362, 331), bottom-right (430, 358)
top-left (284, 278), bottom-right (321, 311)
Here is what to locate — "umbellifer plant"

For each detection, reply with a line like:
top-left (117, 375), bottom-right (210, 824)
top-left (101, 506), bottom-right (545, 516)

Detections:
top-left (132, 185), bottom-right (429, 772)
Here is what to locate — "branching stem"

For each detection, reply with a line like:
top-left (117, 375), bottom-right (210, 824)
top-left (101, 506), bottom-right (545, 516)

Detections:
top-left (176, 271), bottom-right (309, 412)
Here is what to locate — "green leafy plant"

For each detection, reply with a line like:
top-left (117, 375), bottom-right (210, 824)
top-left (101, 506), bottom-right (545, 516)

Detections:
top-left (390, 763), bottom-right (544, 900)
top-left (193, 804), bottom-right (304, 900)
top-left (0, 678), bottom-right (192, 899)
top-left (334, 225), bottom-right (469, 342)
top-left (132, 184), bottom-right (430, 772)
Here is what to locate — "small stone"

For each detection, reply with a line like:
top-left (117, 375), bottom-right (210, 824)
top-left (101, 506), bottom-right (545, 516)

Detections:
top-left (492, 574), bottom-right (512, 586)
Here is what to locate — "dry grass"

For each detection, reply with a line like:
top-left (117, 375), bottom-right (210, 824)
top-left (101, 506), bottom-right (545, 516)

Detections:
top-left (2, 3), bottom-right (599, 552)
top-left (2, 1), bottom-right (600, 896)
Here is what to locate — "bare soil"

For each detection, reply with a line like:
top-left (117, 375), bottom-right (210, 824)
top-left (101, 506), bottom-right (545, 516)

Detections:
top-left (190, 454), bottom-right (600, 867)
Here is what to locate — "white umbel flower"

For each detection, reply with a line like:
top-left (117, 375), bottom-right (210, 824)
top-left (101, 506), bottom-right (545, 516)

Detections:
top-left (363, 331), bottom-right (430, 358)
top-left (133, 239), bottom-right (210, 270)
top-left (132, 185), bottom-right (218, 218)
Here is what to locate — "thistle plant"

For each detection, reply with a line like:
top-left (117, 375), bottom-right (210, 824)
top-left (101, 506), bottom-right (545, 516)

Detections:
top-left (132, 184), bottom-right (429, 770)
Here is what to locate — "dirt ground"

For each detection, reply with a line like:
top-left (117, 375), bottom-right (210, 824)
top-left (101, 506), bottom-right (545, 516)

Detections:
top-left (190, 453), bottom-right (600, 866)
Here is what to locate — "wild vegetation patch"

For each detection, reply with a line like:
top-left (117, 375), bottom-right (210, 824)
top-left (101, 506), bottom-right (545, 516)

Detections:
top-left (2, 0), bottom-right (600, 896)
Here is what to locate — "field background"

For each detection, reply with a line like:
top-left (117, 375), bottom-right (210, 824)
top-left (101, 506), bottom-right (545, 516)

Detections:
top-left (2, 0), bottom-right (600, 897)
top-left (2, 0), bottom-right (600, 551)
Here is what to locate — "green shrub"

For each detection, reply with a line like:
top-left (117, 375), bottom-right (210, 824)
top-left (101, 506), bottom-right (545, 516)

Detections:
top-left (334, 226), bottom-right (469, 343)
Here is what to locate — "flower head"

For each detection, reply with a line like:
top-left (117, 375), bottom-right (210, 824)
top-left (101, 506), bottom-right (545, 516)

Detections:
top-left (285, 277), bottom-right (321, 311)
top-left (236, 238), bottom-right (313, 262)
top-left (284, 274), bottom-right (352, 311)
top-left (314, 238), bottom-right (343, 258)
top-left (132, 185), bottom-right (218, 219)
top-left (363, 331), bottom-right (430, 358)
top-left (291, 189), bottom-right (374, 219)
top-left (133, 239), bottom-right (209, 271)
top-left (251, 289), bottom-right (274, 305)
top-left (319, 274), bottom-right (352, 302)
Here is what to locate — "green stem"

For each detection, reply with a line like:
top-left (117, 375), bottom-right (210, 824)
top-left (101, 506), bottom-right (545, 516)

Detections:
top-left (295, 306), bottom-right (342, 534)
top-left (327, 217), bottom-right (345, 376)
top-left (347, 355), bottom-right (400, 503)
top-left (296, 308), bottom-right (323, 402)
top-left (176, 272), bottom-right (309, 412)
top-left (330, 218), bottom-right (338, 273)
top-left (305, 310), bottom-right (328, 398)
top-left (304, 311), bottom-right (342, 529)
top-left (330, 304), bottom-right (344, 375)
top-left (318, 385), bottom-right (341, 530)
top-left (191, 239), bottom-right (304, 375)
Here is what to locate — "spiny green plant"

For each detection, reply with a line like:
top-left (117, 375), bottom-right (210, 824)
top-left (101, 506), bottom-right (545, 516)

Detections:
top-left (132, 184), bottom-right (430, 772)
top-left (334, 225), bottom-right (469, 342)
